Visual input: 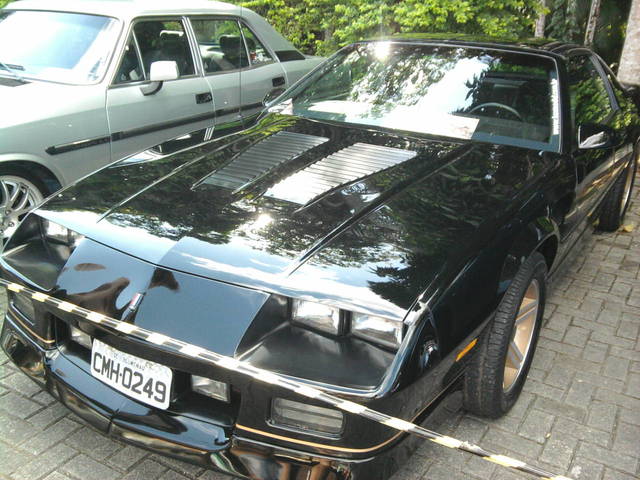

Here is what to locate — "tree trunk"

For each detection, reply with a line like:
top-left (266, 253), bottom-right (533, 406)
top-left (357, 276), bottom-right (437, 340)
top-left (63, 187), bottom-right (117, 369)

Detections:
top-left (619, 0), bottom-right (640, 85)
top-left (584, 0), bottom-right (602, 46)
top-left (535, 0), bottom-right (547, 37)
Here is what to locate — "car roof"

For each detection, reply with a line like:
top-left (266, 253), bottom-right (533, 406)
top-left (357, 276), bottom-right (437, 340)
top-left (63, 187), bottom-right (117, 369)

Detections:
top-left (3, 0), bottom-right (297, 52)
top-left (4, 0), bottom-right (240, 19)
top-left (367, 33), bottom-right (586, 59)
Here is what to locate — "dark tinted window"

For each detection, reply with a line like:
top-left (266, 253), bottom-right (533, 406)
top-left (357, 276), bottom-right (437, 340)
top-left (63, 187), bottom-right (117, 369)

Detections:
top-left (566, 55), bottom-right (614, 127)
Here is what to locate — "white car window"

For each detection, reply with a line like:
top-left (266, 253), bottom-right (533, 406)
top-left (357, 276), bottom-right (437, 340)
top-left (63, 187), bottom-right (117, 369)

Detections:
top-left (114, 35), bottom-right (144, 84)
top-left (240, 23), bottom-right (274, 67)
top-left (133, 19), bottom-right (196, 78)
top-left (190, 18), bottom-right (246, 73)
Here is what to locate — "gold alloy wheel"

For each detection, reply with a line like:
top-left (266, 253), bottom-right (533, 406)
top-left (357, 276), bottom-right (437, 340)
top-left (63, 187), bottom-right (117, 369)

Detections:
top-left (503, 279), bottom-right (539, 392)
top-left (621, 155), bottom-right (637, 217)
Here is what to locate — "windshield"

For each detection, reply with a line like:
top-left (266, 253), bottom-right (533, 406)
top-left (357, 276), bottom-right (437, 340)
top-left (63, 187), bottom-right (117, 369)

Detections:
top-left (273, 42), bottom-right (560, 151)
top-left (0, 10), bottom-right (120, 84)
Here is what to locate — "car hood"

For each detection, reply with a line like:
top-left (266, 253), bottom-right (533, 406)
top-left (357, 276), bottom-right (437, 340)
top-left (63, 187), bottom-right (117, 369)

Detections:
top-left (0, 77), bottom-right (100, 129)
top-left (35, 113), bottom-right (547, 326)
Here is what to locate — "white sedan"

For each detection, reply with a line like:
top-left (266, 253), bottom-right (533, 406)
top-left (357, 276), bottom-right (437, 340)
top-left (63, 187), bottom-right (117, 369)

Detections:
top-left (0, 0), bottom-right (323, 238)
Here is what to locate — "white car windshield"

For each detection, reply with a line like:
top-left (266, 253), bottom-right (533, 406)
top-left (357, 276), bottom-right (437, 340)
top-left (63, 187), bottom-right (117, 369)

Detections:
top-left (272, 42), bottom-right (561, 152)
top-left (0, 10), bottom-right (120, 84)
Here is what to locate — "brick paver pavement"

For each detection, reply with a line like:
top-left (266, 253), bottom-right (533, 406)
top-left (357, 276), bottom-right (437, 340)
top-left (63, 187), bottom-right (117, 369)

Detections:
top-left (0, 174), bottom-right (638, 480)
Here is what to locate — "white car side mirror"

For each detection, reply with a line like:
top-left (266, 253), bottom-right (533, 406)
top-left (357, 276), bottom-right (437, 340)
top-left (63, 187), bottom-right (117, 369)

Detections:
top-left (149, 61), bottom-right (179, 82)
top-left (140, 61), bottom-right (179, 95)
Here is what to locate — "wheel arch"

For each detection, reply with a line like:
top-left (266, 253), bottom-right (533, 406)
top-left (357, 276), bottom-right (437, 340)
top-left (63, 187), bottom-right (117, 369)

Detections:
top-left (0, 159), bottom-right (63, 195)
top-left (499, 215), bottom-right (559, 292)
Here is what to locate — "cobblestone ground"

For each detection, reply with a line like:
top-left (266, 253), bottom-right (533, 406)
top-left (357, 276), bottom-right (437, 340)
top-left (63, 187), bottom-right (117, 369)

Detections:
top-left (0, 175), bottom-right (638, 480)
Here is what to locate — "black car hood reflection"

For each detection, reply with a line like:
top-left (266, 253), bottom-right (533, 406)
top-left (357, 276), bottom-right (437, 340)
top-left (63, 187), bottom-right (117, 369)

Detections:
top-left (39, 113), bottom-right (544, 322)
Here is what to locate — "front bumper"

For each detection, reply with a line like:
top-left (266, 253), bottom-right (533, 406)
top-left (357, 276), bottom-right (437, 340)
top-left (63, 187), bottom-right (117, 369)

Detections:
top-left (1, 315), bottom-right (420, 480)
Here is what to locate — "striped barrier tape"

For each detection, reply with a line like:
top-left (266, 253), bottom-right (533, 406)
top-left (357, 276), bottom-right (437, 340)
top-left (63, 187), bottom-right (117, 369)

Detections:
top-left (1, 279), bottom-right (572, 480)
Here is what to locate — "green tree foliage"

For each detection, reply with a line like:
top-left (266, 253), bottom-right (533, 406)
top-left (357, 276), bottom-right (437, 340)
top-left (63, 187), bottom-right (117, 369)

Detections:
top-left (232, 0), bottom-right (543, 55)
top-left (0, 0), bottom-right (10, 8)
top-left (546, 0), bottom-right (630, 65)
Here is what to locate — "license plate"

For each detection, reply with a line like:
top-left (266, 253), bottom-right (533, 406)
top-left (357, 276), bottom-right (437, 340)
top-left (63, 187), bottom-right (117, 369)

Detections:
top-left (91, 339), bottom-right (172, 409)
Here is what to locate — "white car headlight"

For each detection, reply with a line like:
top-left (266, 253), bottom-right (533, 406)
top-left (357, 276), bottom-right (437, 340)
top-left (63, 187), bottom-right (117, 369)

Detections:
top-left (289, 298), bottom-right (405, 349)
top-left (291, 299), bottom-right (343, 335)
top-left (351, 312), bottom-right (404, 349)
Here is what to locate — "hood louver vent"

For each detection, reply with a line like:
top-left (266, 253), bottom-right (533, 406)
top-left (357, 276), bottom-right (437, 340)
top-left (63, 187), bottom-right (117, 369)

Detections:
top-left (204, 131), bottom-right (329, 190)
top-left (265, 143), bottom-right (417, 205)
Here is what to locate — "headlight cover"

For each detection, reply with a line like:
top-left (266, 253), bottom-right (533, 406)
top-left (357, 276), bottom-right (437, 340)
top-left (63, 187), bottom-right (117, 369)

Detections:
top-left (289, 298), bottom-right (404, 349)
top-left (291, 299), bottom-right (343, 335)
top-left (351, 312), bottom-right (404, 349)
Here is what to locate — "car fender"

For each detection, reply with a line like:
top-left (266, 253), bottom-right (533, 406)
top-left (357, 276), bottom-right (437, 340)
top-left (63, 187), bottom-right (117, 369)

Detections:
top-left (0, 153), bottom-right (66, 189)
top-left (498, 213), bottom-right (559, 295)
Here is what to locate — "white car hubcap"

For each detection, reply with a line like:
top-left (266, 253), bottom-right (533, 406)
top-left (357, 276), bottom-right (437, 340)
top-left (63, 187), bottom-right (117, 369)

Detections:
top-left (1, 176), bottom-right (44, 240)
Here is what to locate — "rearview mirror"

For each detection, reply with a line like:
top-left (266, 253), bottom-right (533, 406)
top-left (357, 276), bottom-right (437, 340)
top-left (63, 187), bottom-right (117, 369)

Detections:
top-left (577, 123), bottom-right (617, 150)
top-left (140, 61), bottom-right (179, 96)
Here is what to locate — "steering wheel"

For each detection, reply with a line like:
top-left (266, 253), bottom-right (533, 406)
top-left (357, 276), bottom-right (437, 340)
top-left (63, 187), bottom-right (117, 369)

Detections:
top-left (469, 102), bottom-right (523, 121)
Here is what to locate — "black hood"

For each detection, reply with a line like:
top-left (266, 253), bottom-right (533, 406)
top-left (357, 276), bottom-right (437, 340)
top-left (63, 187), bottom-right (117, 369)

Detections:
top-left (38, 113), bottom-right (548, 321)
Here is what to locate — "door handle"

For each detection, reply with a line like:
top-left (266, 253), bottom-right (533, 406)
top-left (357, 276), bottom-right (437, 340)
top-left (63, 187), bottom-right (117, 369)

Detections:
top-left (272, 76), bottom-right (285, 87)
top-left (196, 92), bottom-right (212, 104)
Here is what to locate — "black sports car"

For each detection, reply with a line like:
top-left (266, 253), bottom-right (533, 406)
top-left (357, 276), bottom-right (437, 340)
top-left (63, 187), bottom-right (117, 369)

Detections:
top-left (1, 37), bottom-right (638, 480)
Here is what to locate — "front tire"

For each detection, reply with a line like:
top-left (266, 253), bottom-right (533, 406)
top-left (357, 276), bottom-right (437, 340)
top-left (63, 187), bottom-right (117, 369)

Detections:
top-left (463, 252), bottom-right (547, 418)
top-left (598, 151), bottom-right (637, 232)
top-left (0, 167), bottom-right (47, 241)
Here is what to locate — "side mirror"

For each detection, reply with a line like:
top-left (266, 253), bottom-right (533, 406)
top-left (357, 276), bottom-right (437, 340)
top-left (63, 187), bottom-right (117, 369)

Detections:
top-left (622, 83), bottom-right (640, 108)
top-left (577, 123), bottom-right (617, 150)
top-left (140, 61), bottom-right (179, 96)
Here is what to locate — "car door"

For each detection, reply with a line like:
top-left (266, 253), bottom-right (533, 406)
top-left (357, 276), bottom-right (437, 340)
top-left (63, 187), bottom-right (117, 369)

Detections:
top-left (106, 17), bottom-right (216, 161)
top-left (563, 53), bottom-right (619, 235)
top-left (237, 22), bottom-right (288, 120)
top-left (188, 17), bottom-right (244, 135)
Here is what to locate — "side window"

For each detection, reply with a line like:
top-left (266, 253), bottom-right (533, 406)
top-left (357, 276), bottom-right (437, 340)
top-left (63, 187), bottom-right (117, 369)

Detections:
top-left (115, 35), bottom-right (144, 84)
top-left (567, 55), bottom-right (614, 128)
top-left (190, 18), bottom-right (246, 72)
top-left (240, 24), bottom-right (274, 66)
top-left (133, 19), bottom-right (195, 77)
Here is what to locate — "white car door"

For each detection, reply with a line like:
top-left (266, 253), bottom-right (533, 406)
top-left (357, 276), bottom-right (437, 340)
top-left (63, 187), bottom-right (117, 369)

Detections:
top-left (188, 17), bottom-right (245, 134)
top-left (106, 17), bottom-right (217, 161)
top-left (237, 22), bottom-right (288, 120)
